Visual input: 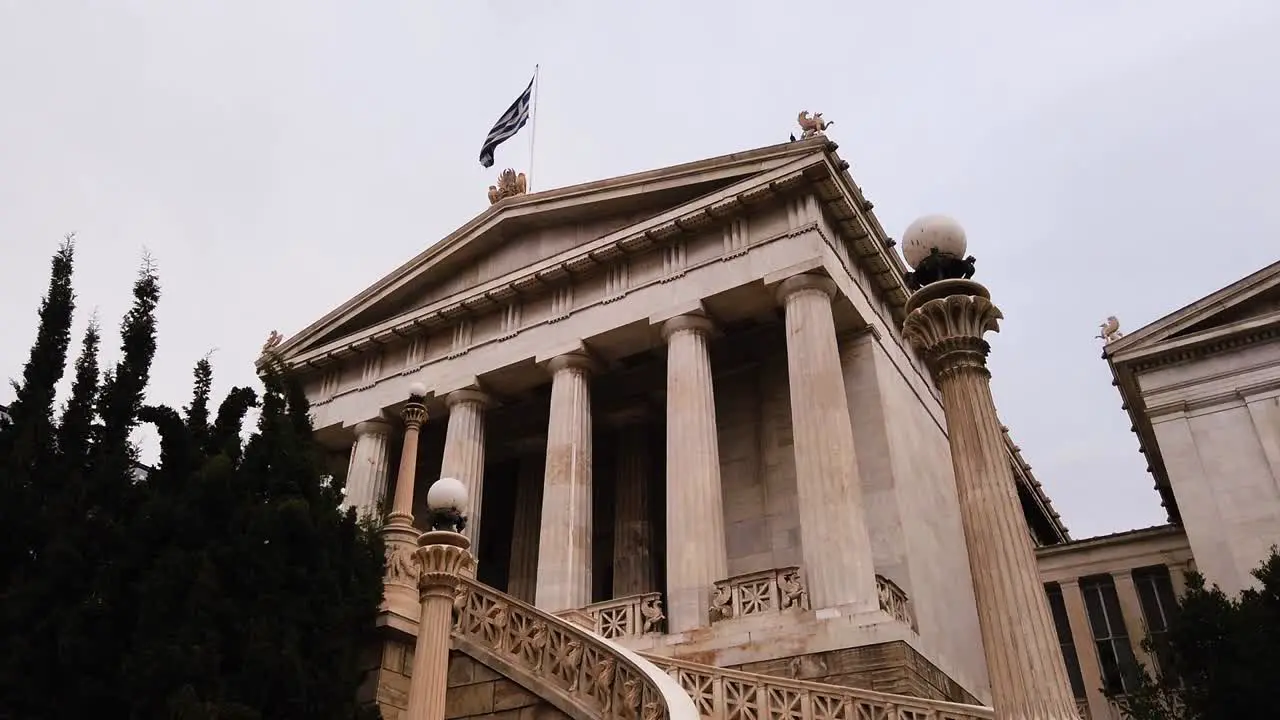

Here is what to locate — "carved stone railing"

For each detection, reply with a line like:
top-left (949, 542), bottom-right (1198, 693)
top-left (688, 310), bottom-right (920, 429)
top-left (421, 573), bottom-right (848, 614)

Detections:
top-left (643, 654), bottom-right (995, 720)
top-left (580, 592), bottom-right (667, 639)
top-left (709, 566), bottom-right (808, 622)
top-left (876, 574), bottom-right (918, 632)
top-left (453, 576), bottom-right (698, 720)
top-left (1076, 698), bottom-right (1091, 719)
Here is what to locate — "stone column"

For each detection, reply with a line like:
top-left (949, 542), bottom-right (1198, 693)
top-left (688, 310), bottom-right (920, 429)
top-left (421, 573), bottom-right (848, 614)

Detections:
top-left (381, 387), bottom-right (429, 622)
top-left (534, 352), bottom-right (595, 612)
top-left (439, 389), bottom-right (490, 551)
top-left (661, 314), bottom-right (729, 632)
top-left (405, 483), bottom-right (475, 720)
top-left (775, 274), bottom-right (878, 612)
top-left (1060, 579), bottom-right (1107, 719)
top-left (609, 409), bottom-right (657, 598)
top-left (903, 278), bottom-right (1080, 719)
top-left (1113, 570), bottom-right (1158, 672)
top-left (345, 420), bottom-right (392, 519)
top-left (508, 445), bottom-right (545, 603)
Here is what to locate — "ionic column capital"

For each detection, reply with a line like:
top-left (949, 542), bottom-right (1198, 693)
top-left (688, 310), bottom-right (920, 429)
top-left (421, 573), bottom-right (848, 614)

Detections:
top-left (445, 388), bottom-right (491, 409)
top-left (354, 419), bottom-right (390, 438)
top-left (547, 351), bottom-right (596, 375)
top-left (660, 313), bottom-right (714, 342)
top-left (901, 290), bottom-right (1004, 380)
top-left (776, 273), bottom-right (837, 305)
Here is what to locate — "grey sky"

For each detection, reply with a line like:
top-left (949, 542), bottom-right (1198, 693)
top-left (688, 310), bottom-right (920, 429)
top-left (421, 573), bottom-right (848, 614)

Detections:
top-left (3, 1), bottom-right (1278, 539)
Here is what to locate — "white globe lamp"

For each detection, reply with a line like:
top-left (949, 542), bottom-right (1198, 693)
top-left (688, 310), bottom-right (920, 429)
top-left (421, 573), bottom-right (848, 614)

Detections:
top-left (901, 214), bottom-right (967, 269)
top-left (408, 382), bottom-right (427, 400)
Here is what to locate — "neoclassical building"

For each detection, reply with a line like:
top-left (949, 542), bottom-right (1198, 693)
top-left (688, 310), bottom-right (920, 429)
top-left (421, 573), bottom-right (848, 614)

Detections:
top-left (270, 133), bottom-right (1273, 720)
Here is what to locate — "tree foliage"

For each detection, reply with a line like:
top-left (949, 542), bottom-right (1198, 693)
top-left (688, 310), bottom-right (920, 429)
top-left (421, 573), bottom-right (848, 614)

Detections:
top-left (0, 242), bottom-right (384, 720)
top-left (1111, 548), bottom-right (1280, 720)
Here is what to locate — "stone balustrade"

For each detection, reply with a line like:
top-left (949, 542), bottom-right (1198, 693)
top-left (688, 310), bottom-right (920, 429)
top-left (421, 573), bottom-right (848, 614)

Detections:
top-left (579, 592), bottom-right (667, 639)
top-left (709, 566), bottom-right (809, 623)
top-left (1076, 698), bottom-right (1091, 719)
top-left (452, 576), bottom-right (697, 720)
top-left (876, 575), bottom-right (918, 632)
top-left (644, 654), bottom-right (995, 720)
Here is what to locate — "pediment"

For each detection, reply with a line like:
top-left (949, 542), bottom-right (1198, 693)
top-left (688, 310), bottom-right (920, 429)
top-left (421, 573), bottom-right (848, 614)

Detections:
top-left (275, 138), bottom-right (839, 364)
top-left (1107, 259), bottom-right (1280, 363)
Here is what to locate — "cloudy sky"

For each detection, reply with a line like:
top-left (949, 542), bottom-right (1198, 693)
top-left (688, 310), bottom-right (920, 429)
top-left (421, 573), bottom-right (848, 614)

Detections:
top-left (2, 1), bottom-right (1277, 538)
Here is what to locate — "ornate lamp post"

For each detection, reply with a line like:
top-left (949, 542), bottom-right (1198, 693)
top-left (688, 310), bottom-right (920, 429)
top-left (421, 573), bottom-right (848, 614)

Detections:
top-left (382, 384), bottom-right (430, 623)
top-left (405, 477), bottom-right (475, 720)
top-left (899, 216), bottom-right (1080, 719)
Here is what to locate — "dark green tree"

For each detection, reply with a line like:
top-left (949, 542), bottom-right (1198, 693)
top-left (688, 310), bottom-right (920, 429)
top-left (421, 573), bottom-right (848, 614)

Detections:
top-left (0, 246), bottom-right (384, 720)
top-left (1111, 548), bottom-right (1280, 720)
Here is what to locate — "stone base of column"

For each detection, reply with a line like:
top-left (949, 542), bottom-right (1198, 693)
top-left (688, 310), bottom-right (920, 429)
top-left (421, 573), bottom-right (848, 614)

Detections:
top-left (381, 519), bottom-right (422, 624)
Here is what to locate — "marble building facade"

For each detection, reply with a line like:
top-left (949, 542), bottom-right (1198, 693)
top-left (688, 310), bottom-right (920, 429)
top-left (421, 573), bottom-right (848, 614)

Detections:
top-left (271, 137), bottom-right (1080, 707)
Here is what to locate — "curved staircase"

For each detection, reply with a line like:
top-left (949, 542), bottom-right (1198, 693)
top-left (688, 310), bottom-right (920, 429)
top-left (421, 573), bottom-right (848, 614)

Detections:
top-left (450, 579), bottom-right (993, 720)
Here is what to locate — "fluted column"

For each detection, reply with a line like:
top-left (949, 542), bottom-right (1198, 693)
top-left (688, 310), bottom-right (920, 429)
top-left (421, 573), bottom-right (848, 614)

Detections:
top-left (534, 352), bottom-right (595, 612)
top-left (406, 527), bottom-right (475, 720)
top-left (609, 409), bottom-right (657, 598)
top-left (903, 278), bottom-right (1079, 719)
top-left (662, 314), bottom-right (728, 632)
top-left (345, 420), bottom-right (392, 519)
top-left (381, 390), bottom-right (428, 622)
top-left (508, 445), bottom-right (545, 603)
top-left (776, 274), bottom-right (878, 611)
top-left (440, 389), bottom-right (490, 551)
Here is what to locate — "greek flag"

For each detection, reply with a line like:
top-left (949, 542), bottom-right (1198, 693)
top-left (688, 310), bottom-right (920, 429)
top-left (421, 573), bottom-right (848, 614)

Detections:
top-left (479, 74), bottom-right (534, 168)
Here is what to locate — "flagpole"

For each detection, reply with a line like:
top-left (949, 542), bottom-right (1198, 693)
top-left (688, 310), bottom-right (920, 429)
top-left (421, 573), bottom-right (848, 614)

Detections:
top-left (527, 64), bottom-right (540, 192)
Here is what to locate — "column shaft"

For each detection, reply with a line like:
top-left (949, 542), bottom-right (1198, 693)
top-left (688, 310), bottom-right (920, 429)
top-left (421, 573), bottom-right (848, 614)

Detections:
top-left (440, 390), bottom-right (489, 550)
top-left (1113, 570), bottom-right (1158, 673)
top-left (904, 284), bottom-right (1080, 719)
top-left (406, 533), bottom-right (474, 720)
top-left (534, 353), bottom-right (594, 611)
top-left (613, 418), bottom-right (657, 598)
top-left (1061, 580), bottom-right (1108, 718)
top-left (382, 398), bottom-right (429, 622)
top-left (508, 451), bottom-right (545, 603)
top-left (345, 421), bottom-right (391, 519)
top-left (777, 275), bottom-right (877, 611)
top-left (663, 314), bottom-right (728, 632)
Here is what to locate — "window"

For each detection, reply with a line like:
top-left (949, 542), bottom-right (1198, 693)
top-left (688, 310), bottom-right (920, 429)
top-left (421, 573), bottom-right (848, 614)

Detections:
top-left (1044, 582), bottom-right (1088, 700)
top-left (1080, 575), bottom-right (1140, 695)
top-left (1133, 565), bottom-right (1180, 675)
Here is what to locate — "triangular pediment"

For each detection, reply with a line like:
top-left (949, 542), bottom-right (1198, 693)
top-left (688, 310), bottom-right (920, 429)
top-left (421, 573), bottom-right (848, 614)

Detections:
top-left (1107, 259), bottom-right (1280, 362)
top-left (275, 138), bottom-right (837, 363)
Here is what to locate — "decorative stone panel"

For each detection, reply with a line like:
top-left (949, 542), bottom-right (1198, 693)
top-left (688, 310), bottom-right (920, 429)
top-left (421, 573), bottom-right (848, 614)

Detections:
top-left (709, 567), bottom-right (808, 623)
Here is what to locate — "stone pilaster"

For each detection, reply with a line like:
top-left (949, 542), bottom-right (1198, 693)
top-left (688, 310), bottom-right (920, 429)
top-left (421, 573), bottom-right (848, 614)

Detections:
top-left (406, 530), bottom-right (475, 720)
top-left (902, 278), bottom-right (1079, 719)
top-left (609, 409), bottom-right (657, 599)
top-left (1112, 570), bottom-right (1158, 673)
top-left (439, 389), bottom-right (490, 551)
top-left (534, 352), bottom-right (595, 612)
top-left (508, 445), bottom-right (545, 603)
top-left (661, 314), bottom-right (729, 631)
top-left (776, 274), bottom-right (878, 612)
top-left (381, 396), bottom-right (428, 623)
top-left (345, 420), bottom-right (392, 520)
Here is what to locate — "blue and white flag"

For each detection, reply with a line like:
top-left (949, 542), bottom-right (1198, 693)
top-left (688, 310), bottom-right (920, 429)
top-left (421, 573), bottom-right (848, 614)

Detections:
top-left (479, 75), bottom-right (534, 168)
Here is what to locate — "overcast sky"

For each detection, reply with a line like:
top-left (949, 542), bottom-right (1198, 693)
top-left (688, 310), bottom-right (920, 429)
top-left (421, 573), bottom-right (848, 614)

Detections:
top-left (2, 1), bottom-right (1278, 539)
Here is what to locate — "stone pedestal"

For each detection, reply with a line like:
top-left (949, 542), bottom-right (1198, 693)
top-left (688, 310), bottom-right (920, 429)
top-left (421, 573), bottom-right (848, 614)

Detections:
top-left (346, 420), bottom-right (391, 519)
top-left (776, 274), bottom-right (877, 612)
top-left (440, 389), bottom-right (490, 551)
top-left (382, 399), bottom-right (428, 622)
top-left (535, 352), bottom-right (595, 612)
top-left (902, 278), bottom-right (1079, 719)
top-left (662, 314), bottom-right (729, 632)
top-left (405, 530), bottom-right (475, 720)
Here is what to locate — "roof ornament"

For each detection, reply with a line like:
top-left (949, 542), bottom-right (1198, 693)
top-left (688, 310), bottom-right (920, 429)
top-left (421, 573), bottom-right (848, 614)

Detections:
top-left (1097, 316), bottom-right (1124, 343)
top-left (487, 168), bottom-right (528, 205)
top-left (261, 329), bottom-right (284, 356)
top-left (797, 111), bottom-right (834, 139)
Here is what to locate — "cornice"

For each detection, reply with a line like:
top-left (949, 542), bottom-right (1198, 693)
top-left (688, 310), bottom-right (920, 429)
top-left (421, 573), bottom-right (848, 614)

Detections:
top-left (1112, 310), bottom-right (1280, 374)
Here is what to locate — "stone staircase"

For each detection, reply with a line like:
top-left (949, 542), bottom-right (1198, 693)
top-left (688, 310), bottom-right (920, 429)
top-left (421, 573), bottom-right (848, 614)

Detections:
top-left (452, 578), bottom-right (994, 720)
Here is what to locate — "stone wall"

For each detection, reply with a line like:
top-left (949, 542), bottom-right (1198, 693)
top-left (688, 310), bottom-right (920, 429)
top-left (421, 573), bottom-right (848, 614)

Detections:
top-left (366, 637), bottom-right (571, 720)
top-left (733, 642), bottom-right (980, 706)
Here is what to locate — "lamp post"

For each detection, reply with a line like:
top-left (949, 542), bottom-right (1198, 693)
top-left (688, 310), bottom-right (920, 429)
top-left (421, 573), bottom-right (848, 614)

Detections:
top-left (381, 383), bottom-right (430, 623)
top-left (899, 215), bottom-right (1079, 719)
top-left (404, 477), bottom-right (475, 720)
